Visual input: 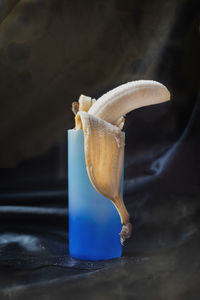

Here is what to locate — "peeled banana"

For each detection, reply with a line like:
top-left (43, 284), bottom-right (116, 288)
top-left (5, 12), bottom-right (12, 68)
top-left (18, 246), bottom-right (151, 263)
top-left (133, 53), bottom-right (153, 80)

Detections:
top-left (72, 80), bottom-right (170, 245)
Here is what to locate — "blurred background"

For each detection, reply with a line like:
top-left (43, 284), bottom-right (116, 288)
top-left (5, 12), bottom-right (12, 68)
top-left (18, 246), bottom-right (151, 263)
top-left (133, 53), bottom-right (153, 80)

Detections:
top-left (0, 0), bottom-right (200, 299)
top-left (1, 0), bottom-right (199, 175)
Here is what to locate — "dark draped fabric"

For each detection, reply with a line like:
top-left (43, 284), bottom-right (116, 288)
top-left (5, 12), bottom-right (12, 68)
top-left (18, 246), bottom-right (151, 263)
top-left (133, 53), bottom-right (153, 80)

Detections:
top-left (0, 0), bottom-right (200, 299)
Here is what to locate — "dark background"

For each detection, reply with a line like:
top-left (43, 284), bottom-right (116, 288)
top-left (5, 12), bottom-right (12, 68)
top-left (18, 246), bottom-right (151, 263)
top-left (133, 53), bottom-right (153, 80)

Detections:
top-left (0, 0), bottom-right (200, 299)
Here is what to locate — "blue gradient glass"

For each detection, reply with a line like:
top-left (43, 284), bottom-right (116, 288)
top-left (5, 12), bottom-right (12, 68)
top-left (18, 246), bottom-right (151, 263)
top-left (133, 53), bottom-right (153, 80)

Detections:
top-left (68, 129), bottom-right (123, 260)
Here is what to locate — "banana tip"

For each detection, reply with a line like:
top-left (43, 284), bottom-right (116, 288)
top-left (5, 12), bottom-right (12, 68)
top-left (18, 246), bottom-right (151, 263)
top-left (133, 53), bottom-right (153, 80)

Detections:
top-left (120, 222), bottom-right (132, 245)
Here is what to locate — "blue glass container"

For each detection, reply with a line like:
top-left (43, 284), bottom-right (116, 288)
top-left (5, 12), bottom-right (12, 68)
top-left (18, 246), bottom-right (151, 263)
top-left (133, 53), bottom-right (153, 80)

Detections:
top-left (68, 129), bottom-right (123, 260)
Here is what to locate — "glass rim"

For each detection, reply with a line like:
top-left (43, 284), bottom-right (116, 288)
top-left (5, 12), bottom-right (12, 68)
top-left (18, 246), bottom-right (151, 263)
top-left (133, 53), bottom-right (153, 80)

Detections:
top-left (66, 128), bottom-right (125, 135)
top-left (65, 128), bottom-right (82, 132)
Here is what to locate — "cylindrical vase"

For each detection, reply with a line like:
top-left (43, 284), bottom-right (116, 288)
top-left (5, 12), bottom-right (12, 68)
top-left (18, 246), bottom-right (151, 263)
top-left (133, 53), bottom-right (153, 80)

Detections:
top-left (68, 129), bottom-right (123, 260)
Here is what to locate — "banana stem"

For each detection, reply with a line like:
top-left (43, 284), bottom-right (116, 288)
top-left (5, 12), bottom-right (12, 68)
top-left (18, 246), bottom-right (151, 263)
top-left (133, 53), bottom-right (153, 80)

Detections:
top-left (114, 195), bottom-right (130, 225)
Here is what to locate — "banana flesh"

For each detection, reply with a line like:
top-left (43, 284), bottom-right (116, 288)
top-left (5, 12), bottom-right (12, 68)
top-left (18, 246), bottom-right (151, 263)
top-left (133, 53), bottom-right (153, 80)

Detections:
top-left (88, 80), bottom-right (170, 126)
top-left (73, 80), bottom-right (170, 245)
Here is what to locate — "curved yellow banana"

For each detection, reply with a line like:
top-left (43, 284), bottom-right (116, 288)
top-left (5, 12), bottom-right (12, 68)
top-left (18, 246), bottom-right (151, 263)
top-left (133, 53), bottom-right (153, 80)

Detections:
top-left (73, 80), bottom-right (171, 244)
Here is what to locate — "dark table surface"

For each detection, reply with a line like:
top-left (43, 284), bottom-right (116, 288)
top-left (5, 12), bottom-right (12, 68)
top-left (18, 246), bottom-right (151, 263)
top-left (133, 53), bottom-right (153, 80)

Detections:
top-left (0, 156), bottom-right (200, 300)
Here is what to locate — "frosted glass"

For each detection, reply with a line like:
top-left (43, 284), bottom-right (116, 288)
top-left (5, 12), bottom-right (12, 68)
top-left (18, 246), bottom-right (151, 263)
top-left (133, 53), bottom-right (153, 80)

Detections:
top-left (68, 129), bottom-right (123, 260)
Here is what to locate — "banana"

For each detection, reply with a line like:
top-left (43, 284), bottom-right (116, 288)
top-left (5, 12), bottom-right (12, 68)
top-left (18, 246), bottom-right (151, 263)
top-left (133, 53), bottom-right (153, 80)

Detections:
top-left (88, 80), bottom-right (170, 126)
top-left (73, 80), bottom-right (170, 245)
